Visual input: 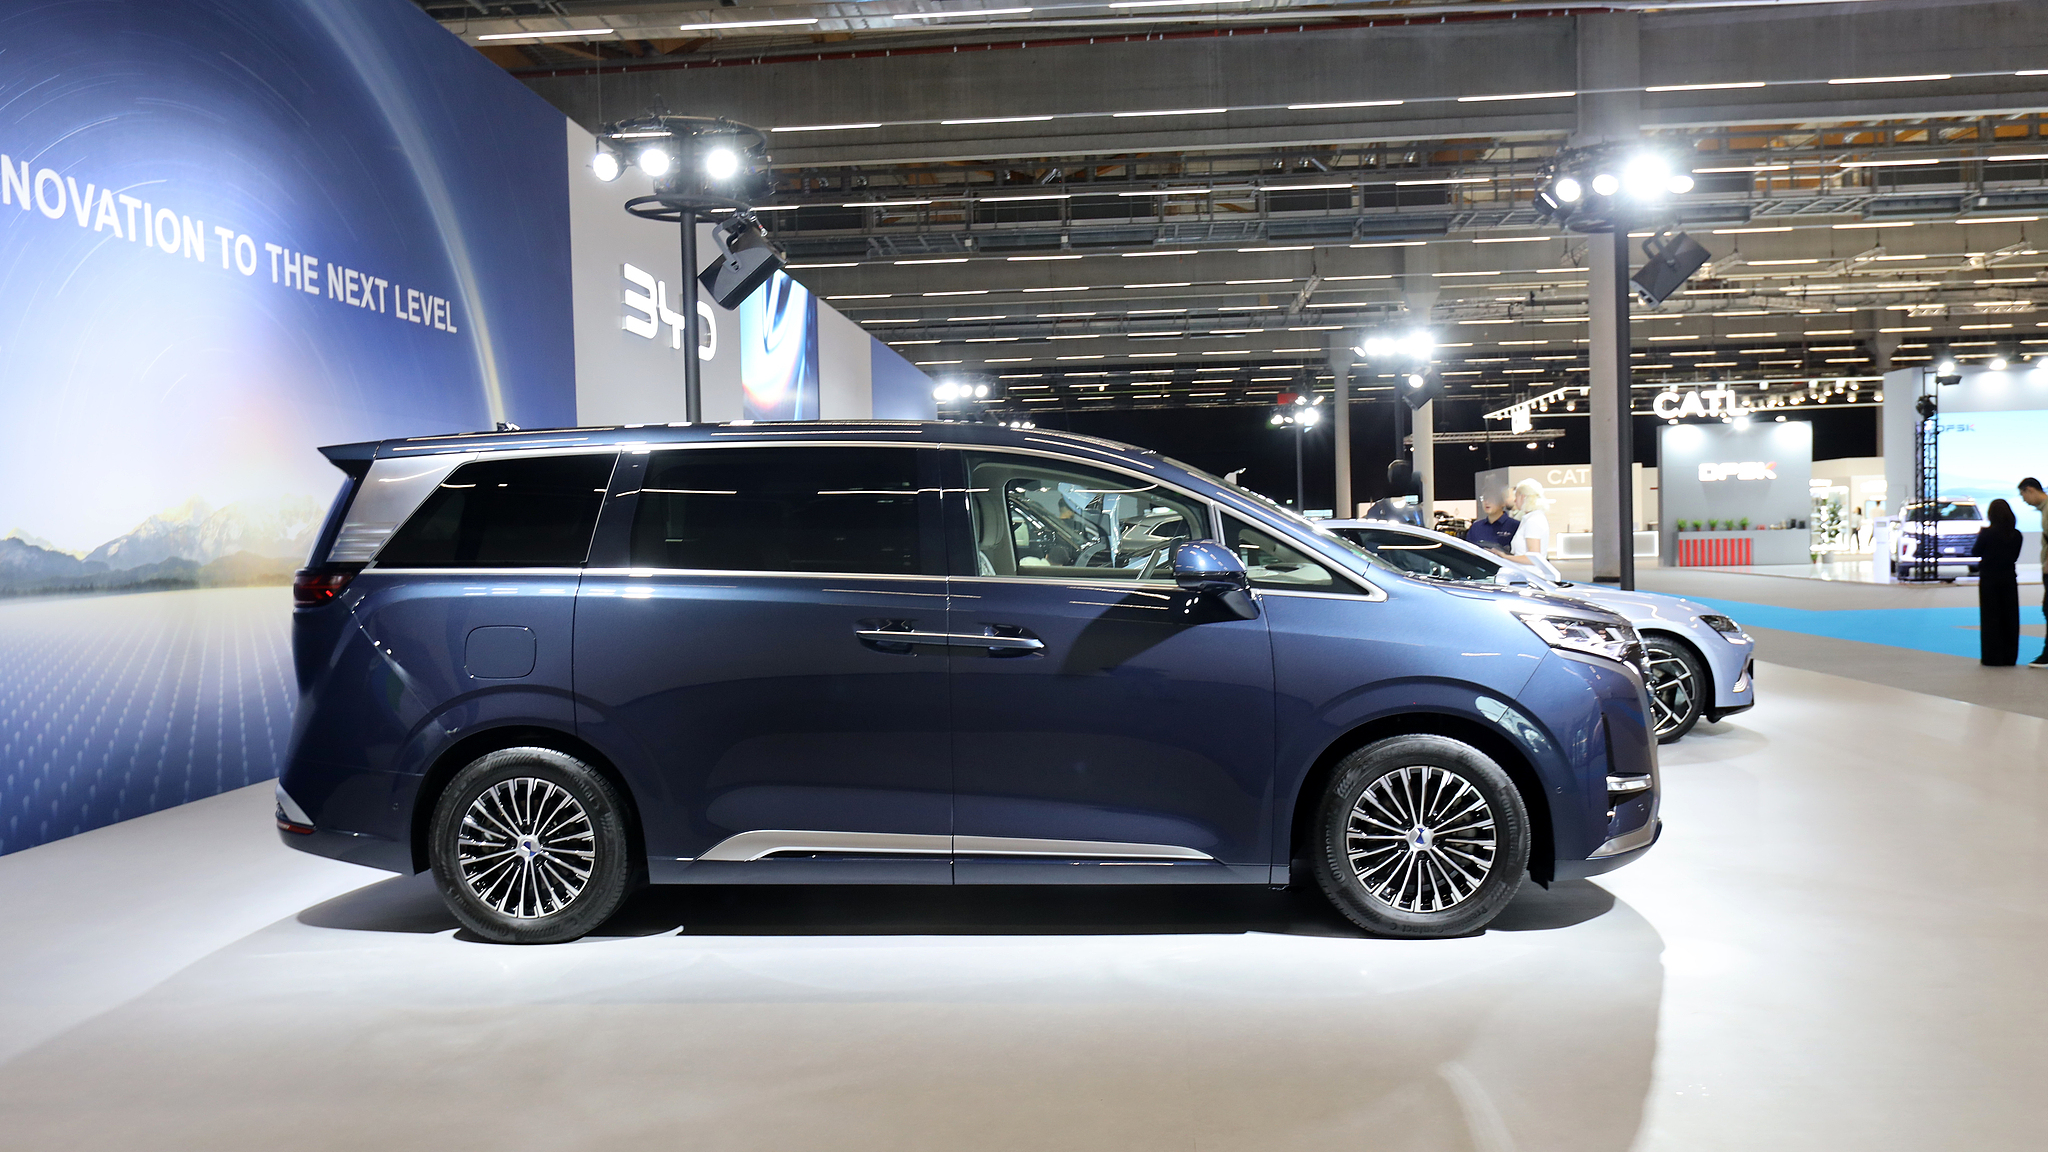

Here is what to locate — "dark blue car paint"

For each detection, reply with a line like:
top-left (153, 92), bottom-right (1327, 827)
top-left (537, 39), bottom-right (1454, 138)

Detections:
top-left (278, 421), bottom-right (1657, 888)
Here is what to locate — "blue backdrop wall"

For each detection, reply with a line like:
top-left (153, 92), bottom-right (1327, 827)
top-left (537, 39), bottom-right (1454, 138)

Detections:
top-left (0, 0), bottom-right (576, 854)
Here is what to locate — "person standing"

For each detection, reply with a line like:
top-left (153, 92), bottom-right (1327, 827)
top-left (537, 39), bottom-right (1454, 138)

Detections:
top-left (1973, 499), bottom-right (2025, 666)
top-left (1506, 478), bottom-right (1553, 567)
top-left (2021, 478), bottom-right (2048, 666)
top-left (1465, 489), bottom-right (1520, 553)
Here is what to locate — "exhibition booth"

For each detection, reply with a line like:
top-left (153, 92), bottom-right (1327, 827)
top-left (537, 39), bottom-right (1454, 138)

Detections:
top-left (1883, 362), bottom-right (2048, 565)
top-left (1656, 421), bottom-right (1816, 567)
top-left (0, 1), bottom-right (930, 857)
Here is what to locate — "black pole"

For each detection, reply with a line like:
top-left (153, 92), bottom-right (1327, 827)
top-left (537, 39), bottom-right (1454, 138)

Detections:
top-left (1609, 228), bottom-right (1636, 590)
top-left (680, 210), bottom-right (703, 422)
top-left (1294, 423), bottom-right (1305, 511)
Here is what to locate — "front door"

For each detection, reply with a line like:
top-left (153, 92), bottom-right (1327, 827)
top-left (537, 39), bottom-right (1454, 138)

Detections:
top-left (574, 443), bottom-right (953, 882)
top-left (944, 449), bottom-right (1275, 883)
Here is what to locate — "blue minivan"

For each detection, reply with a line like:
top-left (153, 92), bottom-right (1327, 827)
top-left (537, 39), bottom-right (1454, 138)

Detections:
top-left (280, 421), bottom-right (1658, 942)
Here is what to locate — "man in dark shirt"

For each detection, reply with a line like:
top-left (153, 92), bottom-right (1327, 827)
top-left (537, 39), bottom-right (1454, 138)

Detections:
top-left (1466, 490), bottom-right (1520, 553)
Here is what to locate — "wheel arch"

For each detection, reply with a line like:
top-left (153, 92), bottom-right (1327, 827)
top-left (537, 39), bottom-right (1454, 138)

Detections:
top-left (1638, 626), bottom-right (1716, 699)
top-left (410, 725), bottom-right (646, 876)
top-left (1284, 710), bottom-right (1557, 887)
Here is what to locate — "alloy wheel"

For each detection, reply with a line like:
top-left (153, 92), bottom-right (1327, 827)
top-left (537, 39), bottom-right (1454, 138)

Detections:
top-left (457, 777), bottom-right (596, 918)
top-left (1646, 647), bottom-right (1699, 738)
top-left (1345, 766), bottom-right (1498, 913)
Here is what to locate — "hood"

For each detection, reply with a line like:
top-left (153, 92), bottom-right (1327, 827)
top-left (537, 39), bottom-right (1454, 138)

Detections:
top-left (1544, 584), bottom-right (1711, 629)
top-left (1434, 580), bottom-right (1633, 626)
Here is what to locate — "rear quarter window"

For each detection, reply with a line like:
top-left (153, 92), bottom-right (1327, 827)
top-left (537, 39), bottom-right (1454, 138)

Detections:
top-left (376, 453), bottom-right (617, 568)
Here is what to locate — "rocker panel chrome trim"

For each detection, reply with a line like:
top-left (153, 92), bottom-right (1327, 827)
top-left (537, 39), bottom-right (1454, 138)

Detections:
top-left (695, 830), bottom-right (1216, 863)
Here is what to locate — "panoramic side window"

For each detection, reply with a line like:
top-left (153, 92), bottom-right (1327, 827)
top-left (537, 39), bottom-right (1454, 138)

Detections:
top-left (961, 452), bottom-right (1209, 582)
top-left (376, 453), bottom-right (617, 568)
top-left (630, 446), bottom-right (925, 574)
top-left (1223, 518), bottom-right (1344, 592)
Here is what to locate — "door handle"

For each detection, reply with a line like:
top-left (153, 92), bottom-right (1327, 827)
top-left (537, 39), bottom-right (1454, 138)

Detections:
top-left (853, 628), bottom-right (1044, 652)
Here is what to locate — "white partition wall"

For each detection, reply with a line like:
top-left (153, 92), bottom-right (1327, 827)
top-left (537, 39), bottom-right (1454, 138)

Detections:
top-left (564, 123), bottom-right (927, 426)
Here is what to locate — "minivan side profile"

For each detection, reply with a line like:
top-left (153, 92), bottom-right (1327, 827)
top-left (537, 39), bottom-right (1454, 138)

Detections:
top-left (280, 421), bottom-right (1658, 942)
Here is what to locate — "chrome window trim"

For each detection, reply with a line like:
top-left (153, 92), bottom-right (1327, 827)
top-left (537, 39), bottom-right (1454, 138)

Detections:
top-left (1258, 585), bottom-right (1389, 604)
top-left (696, 829), bottom-right (1215, 863)
top-left (580, 567), bottom-right (946, 583)
top-left (643, 438), bottom-right (935, 452)
top-left (362, 566), bottom-right (587, 576)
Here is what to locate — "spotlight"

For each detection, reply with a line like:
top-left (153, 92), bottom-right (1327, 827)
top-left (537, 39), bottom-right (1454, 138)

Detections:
top-left (933, 382), bottom-right (959, 402)
top-left (1398, 369), bottom-right (1446, 410)
top-left (697, 211), bottom-right (786, 309)
top-left (1935, 356), bottom-right (1958, 375)
top-left (703, 147), bottom-right (740, 181)
top-left (1298, 406), bottom-right (1323, 427)
top-left (592, 150), bottom-right (621, 182)
top-left (638, 146), bottom-right (673, 177)
top-left (1535, 142), bottom-right (1694, 233)
top-left (1357, 330), bottom-right (1435, 360)
top-left (1733, 413), bottom-right (1753, 429)
top-left (1989, 352), bottom-right (2010, 370)
top-left (1269, 413), bottom-right (1285, 425)
top-left (974, 384), bottom-right (990, 398)
top-left (1622, 155), bottom-right (1670, 199)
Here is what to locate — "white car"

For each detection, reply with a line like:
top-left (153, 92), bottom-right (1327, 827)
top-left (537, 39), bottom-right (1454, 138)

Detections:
top-left (1323, 519), bottom-right (1757, 743)
top-left (1891, 499), bottom-right (1985, 581)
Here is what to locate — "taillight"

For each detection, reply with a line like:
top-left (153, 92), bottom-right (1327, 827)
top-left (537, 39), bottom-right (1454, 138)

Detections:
top-left (293, 567), bottom-right (357, 607)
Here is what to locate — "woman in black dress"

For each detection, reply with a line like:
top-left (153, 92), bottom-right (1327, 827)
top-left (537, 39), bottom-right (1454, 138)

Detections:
top-left (1973, 498), bottom-right (2024, 666)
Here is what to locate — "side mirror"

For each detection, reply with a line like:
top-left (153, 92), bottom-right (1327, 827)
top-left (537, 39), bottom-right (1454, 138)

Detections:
top-left (1171, 540), bottom-right (1248, 594)
top-left (1171, 541), bottom-right (1259, 621)
top-left (1496, 566), bottom-right (1532, 586)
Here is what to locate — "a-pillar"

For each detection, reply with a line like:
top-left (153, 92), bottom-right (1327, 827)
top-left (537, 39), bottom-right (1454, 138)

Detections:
top-left (1577, 11), bottom-right (1642, 587)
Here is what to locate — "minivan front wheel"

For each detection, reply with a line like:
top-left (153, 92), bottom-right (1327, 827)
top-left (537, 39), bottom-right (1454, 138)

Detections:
top-left (1644, 636), bottom-right (1706, 743)
top-left (429, 747), bottom-right (634, 944)
top-left (1312, 735), bottom-right (1530, 938)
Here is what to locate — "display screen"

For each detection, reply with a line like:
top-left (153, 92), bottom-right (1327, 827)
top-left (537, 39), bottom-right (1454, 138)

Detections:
top-left (1937, 410), bottom-right (2048, 509)
top-left (739, 271), bottom-right (820, 420)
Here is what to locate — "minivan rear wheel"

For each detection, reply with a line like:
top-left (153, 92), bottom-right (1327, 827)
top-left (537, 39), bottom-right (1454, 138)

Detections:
top-left (429, 747), bottom-right (634, 944)
top-left (1312, 735), bottom-right (1530, 938)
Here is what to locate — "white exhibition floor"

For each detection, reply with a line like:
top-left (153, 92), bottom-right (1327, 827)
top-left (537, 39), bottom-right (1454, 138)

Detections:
top-left (1, 662), bottom-right (2044, 1151)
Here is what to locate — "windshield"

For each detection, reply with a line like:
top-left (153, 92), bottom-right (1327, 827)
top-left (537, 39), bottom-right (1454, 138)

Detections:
top-left (1329, 526), bottom-right (1538, 586)
top-left (1906, 500), bottom-right (1983, 521)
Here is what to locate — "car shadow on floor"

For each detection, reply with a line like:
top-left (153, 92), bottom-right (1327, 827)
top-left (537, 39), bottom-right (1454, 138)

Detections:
top-left (298, 869), bottom-right (1615, 940)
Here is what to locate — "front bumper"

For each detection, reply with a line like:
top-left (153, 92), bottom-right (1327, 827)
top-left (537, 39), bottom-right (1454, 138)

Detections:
top-left (1556, 819), bottom-right (1662, 880)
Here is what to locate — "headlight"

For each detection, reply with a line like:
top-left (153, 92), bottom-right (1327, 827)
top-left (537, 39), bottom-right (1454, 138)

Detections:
top-left (1515, 611), bottom-right (1646, 671)
top-left (1698, 613), bottom-right (1747, 640)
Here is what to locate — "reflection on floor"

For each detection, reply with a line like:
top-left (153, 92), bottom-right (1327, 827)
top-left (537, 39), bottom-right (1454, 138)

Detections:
top-left (0, 661), bottom-right (2043, 1150)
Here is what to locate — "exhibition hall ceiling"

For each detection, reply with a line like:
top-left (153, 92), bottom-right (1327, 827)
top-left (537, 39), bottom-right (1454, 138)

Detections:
top-left (420, 0), bottom-right (2048, 418)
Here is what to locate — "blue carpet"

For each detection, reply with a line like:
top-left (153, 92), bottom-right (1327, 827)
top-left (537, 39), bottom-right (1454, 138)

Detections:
top-left (1683, 596), bottom-right (2047, 662)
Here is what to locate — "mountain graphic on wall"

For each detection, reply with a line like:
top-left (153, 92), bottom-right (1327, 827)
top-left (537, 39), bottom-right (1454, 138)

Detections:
top-left (0, 496), bottom-right (322, 598)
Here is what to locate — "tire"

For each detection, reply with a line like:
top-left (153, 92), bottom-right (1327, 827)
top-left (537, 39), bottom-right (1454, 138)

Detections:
top-left (428, 747), bottom-right (635, 944)
top-left (1644, 635), bottom-right (1708, 744)
top-left (1311, 735), bottom-right (1531, 938)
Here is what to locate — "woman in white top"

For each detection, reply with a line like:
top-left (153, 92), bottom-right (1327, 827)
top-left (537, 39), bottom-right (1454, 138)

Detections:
top-left (1508, 479), bottom-right (1553, 568)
